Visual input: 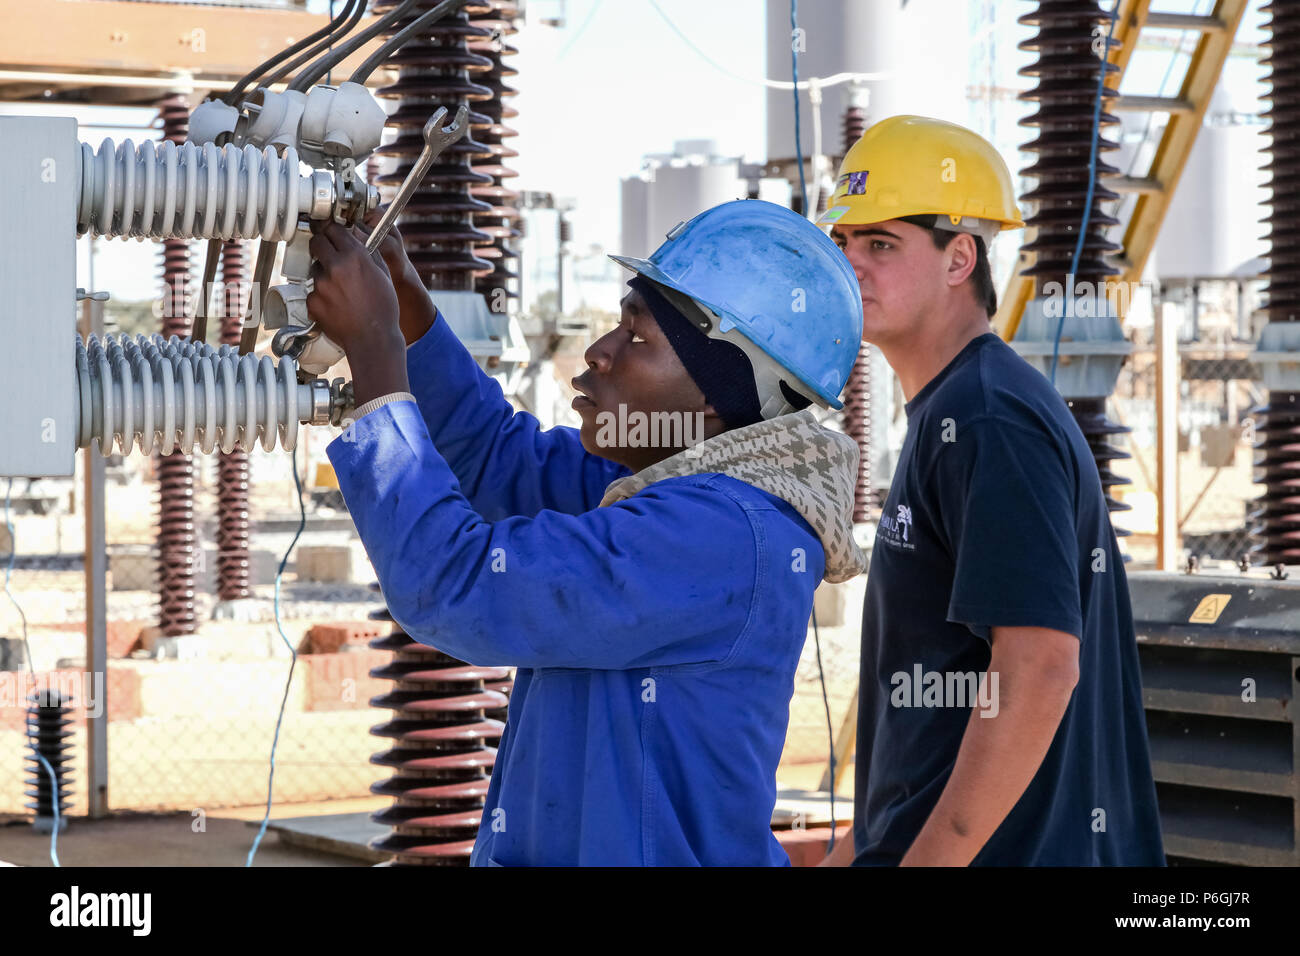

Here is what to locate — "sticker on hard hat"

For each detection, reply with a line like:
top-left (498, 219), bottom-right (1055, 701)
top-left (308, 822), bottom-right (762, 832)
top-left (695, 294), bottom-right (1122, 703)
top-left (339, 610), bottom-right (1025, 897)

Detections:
top-left (820, 205), bottom-right (850, 223)
top-left (847, 171), bottom-right (869, 195)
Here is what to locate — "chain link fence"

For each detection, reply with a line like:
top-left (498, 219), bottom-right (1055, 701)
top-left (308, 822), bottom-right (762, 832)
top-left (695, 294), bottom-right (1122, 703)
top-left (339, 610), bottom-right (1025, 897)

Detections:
top-left (0, 432), bottom-right (397, 822)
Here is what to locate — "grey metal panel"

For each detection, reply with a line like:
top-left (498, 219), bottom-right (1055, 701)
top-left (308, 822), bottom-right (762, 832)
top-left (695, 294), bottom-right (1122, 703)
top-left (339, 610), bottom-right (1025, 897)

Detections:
top-left (1130, 570), bottom-right (1300, 865)
top-left (0, 115), bottom-right (76, 477)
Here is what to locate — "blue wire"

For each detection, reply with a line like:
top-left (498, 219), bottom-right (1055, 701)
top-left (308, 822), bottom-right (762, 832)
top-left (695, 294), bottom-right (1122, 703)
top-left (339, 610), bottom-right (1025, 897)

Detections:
top-left (790, 0), bottom-right (808, 215)
top-left (1050, 0), bottom-right (1122, 387)
top-left (5, 479), bottom-right (60, 866)
top-left (245, 442), bottom-right (306, 866)
top-left (812, 607), bottom-right (836, 854)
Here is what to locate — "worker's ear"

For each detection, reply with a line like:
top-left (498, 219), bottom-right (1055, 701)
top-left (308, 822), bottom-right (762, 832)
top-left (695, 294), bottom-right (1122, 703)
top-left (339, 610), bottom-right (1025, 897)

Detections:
top-left (944, 232), bottom-right (979, 289)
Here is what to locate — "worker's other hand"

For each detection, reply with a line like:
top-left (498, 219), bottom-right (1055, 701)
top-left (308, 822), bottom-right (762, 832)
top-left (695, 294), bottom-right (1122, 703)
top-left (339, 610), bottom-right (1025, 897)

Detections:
top-left (358, 206), bottom-right (437, 346)
top-left (306, 219), bottom-right (403, 357)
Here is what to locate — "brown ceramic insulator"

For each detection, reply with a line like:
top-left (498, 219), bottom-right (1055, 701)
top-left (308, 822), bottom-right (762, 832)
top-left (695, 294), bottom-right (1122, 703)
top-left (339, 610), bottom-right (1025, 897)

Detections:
top-left (841, 342), bottom-right (873, 523)
top-left (1067, 397), bottom-right (1132, 533)
top-left (1017, 1), bottom-right (1131, 535)
top-left (371, 0), bottom-right (497, 291)
top-left (1016, 0), bottom-right (1123, 292)
top-left (1249, 5), bottom-right (1300, 563)
top-left (216, 241), bottom-right (252, 600)
top-left (467, 1), bottom-right (522, 308)
top-left (156, 93), bottom-right (198, 635)
top-left (842, 103), bottom-right (867, 155)
top-left (367, 610), bottom-right (511, 866)
top-left (1248, 394), bottom-right (1300, 565)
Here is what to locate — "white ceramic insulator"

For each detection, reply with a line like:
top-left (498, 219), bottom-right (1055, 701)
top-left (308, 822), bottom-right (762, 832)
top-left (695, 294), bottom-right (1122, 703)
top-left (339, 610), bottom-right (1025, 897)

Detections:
top-left (75, 334), bottom-right (316, 456)
top-left (76, 138), bottom-right (313, 242)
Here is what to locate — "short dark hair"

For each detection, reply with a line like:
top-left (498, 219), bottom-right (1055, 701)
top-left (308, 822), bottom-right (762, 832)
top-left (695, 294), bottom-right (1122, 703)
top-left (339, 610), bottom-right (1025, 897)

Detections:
top-left (898, 215), bottom-right (997, 317)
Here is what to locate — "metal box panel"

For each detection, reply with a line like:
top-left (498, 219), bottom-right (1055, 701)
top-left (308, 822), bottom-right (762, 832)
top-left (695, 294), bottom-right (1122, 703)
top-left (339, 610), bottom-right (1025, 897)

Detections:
top-left (0, 115), bottom-right (76, 477)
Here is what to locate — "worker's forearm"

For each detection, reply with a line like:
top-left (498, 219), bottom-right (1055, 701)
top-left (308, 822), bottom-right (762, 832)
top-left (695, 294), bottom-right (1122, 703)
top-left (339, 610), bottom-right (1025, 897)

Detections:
top-left (397, 278), bottom-right (438, 347)
top-left (346, 331), bottom-right (411, 407)
top-left (900, 668), bottom-right (1073, 866)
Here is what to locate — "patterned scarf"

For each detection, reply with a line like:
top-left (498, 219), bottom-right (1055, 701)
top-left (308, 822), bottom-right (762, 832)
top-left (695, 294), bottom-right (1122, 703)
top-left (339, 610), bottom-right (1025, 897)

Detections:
top-left (599, 409), bottom-right (868, 583)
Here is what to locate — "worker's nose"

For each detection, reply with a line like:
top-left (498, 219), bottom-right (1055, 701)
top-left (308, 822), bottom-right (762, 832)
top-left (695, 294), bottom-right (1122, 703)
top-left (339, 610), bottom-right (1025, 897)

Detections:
top-left (583, 329), bottom-right (618, 372)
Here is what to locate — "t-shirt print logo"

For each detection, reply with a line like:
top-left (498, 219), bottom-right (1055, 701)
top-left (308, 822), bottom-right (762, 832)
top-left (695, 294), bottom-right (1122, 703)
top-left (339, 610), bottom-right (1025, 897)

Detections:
top-left (878, 502), bottom-right (917, 551)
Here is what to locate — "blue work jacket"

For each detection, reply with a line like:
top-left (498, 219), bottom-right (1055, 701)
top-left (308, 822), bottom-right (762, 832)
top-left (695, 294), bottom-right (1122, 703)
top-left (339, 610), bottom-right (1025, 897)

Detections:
top-left (327, 313), bottom-right (826, 865)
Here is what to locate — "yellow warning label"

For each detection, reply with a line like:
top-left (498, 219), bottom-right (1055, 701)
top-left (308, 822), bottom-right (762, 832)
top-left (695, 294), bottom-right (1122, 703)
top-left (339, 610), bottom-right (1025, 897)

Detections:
top-left (1189, 594), bottom-right (1231, 624)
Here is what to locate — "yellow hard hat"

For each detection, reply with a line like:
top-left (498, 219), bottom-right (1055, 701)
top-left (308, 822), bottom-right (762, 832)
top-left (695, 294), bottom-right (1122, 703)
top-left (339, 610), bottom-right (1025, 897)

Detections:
top-left (817, 115), bottom-right (1024, 240)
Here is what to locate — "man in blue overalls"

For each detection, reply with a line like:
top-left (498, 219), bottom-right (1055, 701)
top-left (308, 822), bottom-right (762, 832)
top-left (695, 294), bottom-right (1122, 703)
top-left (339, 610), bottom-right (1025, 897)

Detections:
top-left (304, 200), bottom-right (867, 865)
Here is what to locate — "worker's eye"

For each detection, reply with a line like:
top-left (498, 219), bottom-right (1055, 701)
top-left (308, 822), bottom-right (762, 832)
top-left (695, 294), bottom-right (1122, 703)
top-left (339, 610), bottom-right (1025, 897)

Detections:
top-left (871, 239), bottom-right (892, 251)
top-left (631, 331), bottom-right (647, 344)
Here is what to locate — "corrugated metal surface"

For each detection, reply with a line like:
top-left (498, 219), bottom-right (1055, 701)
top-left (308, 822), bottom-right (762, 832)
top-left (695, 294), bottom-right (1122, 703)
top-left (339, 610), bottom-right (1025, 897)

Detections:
top-left (1130, 570), bottom-right (1300, 865)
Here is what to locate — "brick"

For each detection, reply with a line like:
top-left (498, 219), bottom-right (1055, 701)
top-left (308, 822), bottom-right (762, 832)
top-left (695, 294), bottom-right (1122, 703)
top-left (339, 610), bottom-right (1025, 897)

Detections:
top-left (774, 824), bottom-right (853, 867)
top-left (0, 665), bottom-right (140, 731)
top-left (307, 621), bottom-right (391, 655)
top-left (304, 649), bottom-right (391, 712)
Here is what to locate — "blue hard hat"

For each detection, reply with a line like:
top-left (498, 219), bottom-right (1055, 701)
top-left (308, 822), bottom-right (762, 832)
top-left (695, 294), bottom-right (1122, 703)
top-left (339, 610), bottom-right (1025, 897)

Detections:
top-left (609, 199), bottom-right (863, 410)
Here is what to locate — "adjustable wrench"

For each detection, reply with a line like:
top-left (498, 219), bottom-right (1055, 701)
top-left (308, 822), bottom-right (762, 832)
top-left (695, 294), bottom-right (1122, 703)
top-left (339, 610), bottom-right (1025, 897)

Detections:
top-left (275, 103), bottom-right (470, 369)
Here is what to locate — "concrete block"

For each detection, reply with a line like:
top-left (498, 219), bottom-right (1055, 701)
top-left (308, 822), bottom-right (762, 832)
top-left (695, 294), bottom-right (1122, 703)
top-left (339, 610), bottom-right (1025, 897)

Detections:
top-left (131, 658), bottom-right (308, 718)
top-left (297, 544), bottom-right (353, 583)
top-left (304, 649), bottom-right (391, 711)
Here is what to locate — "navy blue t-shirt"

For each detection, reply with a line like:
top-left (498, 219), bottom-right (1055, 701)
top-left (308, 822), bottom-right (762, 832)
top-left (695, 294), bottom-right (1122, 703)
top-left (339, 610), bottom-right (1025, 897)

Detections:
top-left (853, 332), bottom-right (1165, 866)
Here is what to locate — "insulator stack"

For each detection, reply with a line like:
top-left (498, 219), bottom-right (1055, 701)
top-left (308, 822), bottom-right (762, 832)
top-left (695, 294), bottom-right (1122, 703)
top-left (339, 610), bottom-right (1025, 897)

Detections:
top-left (468, 1), bottom-right (522, 310)
top-left (75, 334), bottom-right (317, 455)
top-left (157, 93), bottom-right (198, 637)
top-left (367, 603), bottom-right (511, 866)
top-left (1017, 0), bottom-right (1131, 532)
top-left (838, 104), bottom-right (873, 521)
top-left (842, 102), bottom-right (867, 155)
top-left (842, 342), bottom-right (874, 523)
top-left (25, 691), bottom-right (73, 830)
top-left (1250, 2), bottom-right (1300, 565)
top-left (1069, 397), bottom-right (1132, 537)
top-left (371, 0), bottom-right (495, 291)
top-left (1017, 0), bottom-right (1123, 291)
top-left (217, 240), bottom-right (252, 600)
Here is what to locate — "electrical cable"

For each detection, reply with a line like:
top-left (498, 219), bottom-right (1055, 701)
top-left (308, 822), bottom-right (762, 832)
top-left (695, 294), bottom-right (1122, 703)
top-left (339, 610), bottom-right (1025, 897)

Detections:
top-left (5, 479), bottom-right (60, 866)
top-left (791, 0), bottom-right (807, 215)
top-left (228, 0), bottom-right (361, 102)
top-left (557, 0), bottom-right (604, 61)
top-left (811, 606), bottom-right (837, 854)
top-left (348, 0), bottom-right (469, 86)
top-left (245, 443), bottom-right (307, 866)
top-left (268, 0), bottom-right (368, 91)
top-left (1050, 0), bottom-right (1121, 387)
top-left (295, 0), bottom-right (422, 91)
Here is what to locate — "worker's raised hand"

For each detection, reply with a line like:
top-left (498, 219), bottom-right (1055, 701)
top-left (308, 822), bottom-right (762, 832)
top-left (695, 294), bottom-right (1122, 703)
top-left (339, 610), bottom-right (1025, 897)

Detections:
top-left (358, 206), bottom-right (437, 346)
top-left (306, 219), bottom-right (403, 357)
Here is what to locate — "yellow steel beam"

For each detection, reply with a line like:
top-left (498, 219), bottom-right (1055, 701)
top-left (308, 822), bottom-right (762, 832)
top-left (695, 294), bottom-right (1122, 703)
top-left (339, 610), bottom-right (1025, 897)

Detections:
top-left (0, 0), bottom-right (389, 97)
top-left (997, 0), bottom-right (1248, 340)
top-left (1115, 0), bottom-right (1250, 288)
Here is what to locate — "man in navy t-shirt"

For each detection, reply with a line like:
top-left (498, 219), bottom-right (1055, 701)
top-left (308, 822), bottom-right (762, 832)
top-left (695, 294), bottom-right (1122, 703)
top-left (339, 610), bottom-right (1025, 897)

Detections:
top-left (817, 116), bottom-right (1164, 866)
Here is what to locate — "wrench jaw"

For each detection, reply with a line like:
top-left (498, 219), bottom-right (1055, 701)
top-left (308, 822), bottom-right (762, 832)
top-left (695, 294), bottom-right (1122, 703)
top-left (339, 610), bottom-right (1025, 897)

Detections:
top-left (265, 106), bottom-right (471, 382)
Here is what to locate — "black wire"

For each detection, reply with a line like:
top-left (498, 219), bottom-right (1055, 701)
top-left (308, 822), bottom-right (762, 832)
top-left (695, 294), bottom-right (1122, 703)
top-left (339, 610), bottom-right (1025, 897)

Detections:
top-left (269, 0), bottom-right (368, 90)
top-left (226, 0), bottom-right (360, 103)
top-left (812, 607), bottom-right (837, 853)
top-left (293, 0), bottom-right (428, 92)
top-left (349, 0), bottom-right (469, 85)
